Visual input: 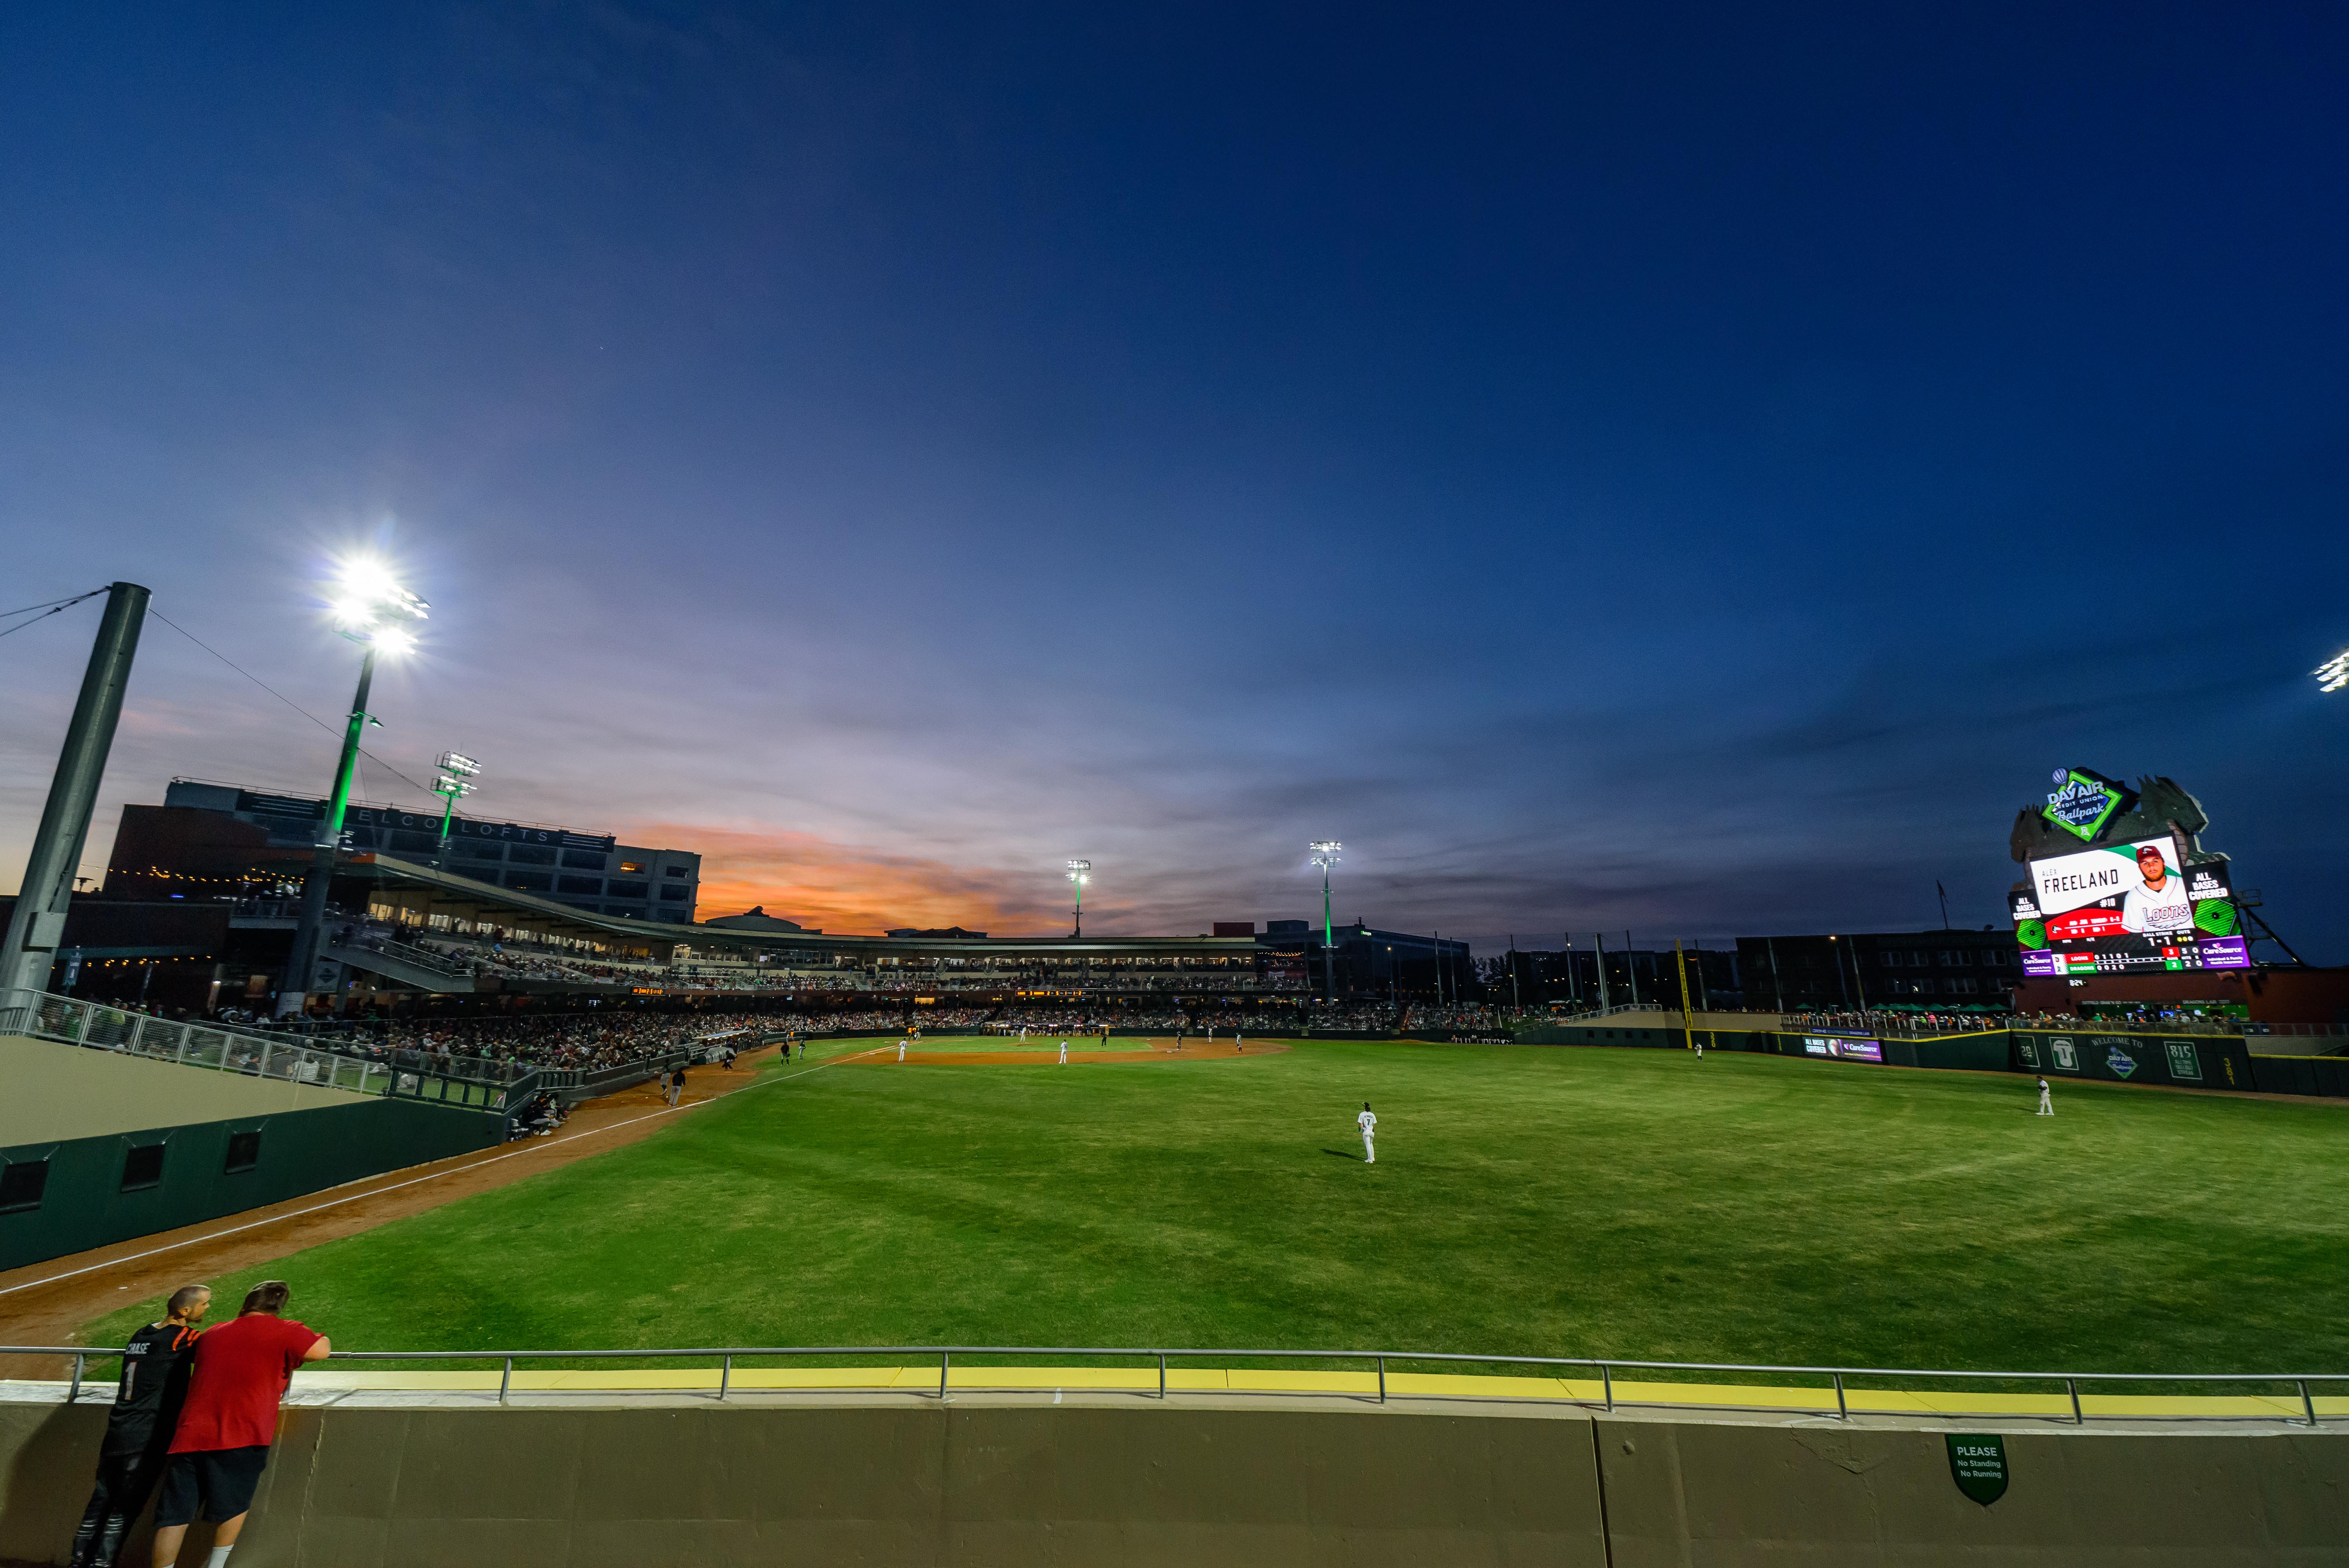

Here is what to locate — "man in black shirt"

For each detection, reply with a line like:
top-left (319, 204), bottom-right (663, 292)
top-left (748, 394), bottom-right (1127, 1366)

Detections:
top-left (69, 1283), bottom-right (211, 1567)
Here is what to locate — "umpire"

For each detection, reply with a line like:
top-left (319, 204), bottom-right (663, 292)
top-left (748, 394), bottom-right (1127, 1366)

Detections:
top-left (68, 1284), bottom-right (211, 1567)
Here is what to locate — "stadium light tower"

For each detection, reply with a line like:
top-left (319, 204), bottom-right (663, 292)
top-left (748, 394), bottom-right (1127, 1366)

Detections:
top-left (432, 750), bottom-right (482, 869)
top-left (277, 558), bottom-right (428, 1017)
top-left (2318, 649), bottom-right (2349, 693)
top-left (1067, 860), bottom-right (1091, 938)
top-left (1309, 841), bottom-right (1341, 1004)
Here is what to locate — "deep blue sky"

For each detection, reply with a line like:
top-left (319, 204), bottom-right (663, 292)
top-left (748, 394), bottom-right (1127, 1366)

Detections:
top-left (3, 3), bottom-right (2345, 953)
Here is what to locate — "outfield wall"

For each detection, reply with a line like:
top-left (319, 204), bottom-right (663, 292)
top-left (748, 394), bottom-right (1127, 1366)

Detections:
top-left (0, 1035), bottom-right (506, 1271)
top-left (3, 1391), bottom-right (2344, 1566)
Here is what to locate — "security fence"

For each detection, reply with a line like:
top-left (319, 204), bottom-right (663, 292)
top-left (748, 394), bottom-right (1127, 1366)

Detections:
top-left (0, 987), bottom-right (534, 1112)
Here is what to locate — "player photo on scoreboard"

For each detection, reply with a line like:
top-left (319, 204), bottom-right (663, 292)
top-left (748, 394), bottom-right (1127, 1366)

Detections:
top-left (2010, 837), bottom-right (2245, 973)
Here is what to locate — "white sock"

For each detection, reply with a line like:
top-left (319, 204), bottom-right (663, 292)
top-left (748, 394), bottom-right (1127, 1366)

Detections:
top-left (208, 1549), bottom-right (235, 1568)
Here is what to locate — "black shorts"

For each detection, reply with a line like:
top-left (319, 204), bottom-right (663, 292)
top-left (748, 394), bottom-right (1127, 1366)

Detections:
top-left (154, 1446), bottom-right (271, 1526)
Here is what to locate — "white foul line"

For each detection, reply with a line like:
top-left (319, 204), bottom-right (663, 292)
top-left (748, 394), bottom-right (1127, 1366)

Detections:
top-left (0, 1043), bottom-right (883, 1299)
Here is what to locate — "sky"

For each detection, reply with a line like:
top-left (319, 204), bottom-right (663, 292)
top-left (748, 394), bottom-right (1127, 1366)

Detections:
top-left (3, 3), bottom-right (2346, 956)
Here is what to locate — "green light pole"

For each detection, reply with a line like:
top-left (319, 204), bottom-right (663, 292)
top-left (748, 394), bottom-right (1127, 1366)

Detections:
top-left (1309, 841), bottom-right (1341, 1005)
top-left (432, 750), bottom-right (481, 868)
top-left (277, 562), bottom-right (427, 1018)
top-left (1067, 860), bottom-right (1090, 938)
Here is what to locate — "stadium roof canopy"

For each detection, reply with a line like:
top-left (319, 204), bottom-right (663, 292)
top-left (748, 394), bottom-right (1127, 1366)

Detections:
top-left (344, 853), bottom-right (1262, 962)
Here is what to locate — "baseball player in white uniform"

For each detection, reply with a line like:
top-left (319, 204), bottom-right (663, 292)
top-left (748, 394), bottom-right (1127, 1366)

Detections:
top-left (2037, 1076), bottom-right (2052, 1115)
top-left (1058, 1040), bottom-right (1069, 1064)
top-left (897, 1039), bottom-right (907, 1062)
top-left (1357, 1102), bottom-right (1377, 1164)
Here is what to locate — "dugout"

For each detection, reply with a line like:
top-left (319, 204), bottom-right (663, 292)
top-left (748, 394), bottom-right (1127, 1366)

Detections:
top-left (0, 1034), bottom-right (505, 1271)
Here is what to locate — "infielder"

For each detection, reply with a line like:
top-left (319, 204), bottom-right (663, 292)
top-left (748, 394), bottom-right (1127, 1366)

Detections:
top-left (2036, 1076), bottom-right (2052, 1116)
top-left (1357, 1102), bottom-right (1377, 1164)
top-left (1058, 1040), bottom-right (1069, 1064)
top-left (897, 1040), bottom-right (907, 1062)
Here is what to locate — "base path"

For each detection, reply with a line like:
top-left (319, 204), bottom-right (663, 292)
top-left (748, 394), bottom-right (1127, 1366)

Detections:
top-left (0, 1042), bottom-right (878, 1361)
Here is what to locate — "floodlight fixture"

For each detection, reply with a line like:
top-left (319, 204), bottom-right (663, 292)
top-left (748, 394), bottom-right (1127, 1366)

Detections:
top-left (279, 555), bottom-right (433, 1017)
top-left (2318, 649), bottom-right (2349, 694)
top-left (1308, 840), bottom-right (1342, 1004)
top-left (437, 750), bottom-right (482, 777)
top-left (1067, 859), bottom-right (1091, 938)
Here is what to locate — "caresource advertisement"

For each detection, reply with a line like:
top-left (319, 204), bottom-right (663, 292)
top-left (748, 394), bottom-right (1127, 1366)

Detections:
top-left (1802, 1036), bottom-right (1884, 1063)
top-left (2011, 838), bottom-right (2248, 975)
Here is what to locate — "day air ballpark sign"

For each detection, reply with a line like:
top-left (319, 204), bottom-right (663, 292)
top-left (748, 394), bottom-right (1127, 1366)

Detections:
top-left (2007, 769), bottom-right (2248, 977)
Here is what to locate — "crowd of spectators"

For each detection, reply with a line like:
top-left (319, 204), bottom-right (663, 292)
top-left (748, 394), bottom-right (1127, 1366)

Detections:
top-left (1781, 1009), bottom-right (2007, 1036)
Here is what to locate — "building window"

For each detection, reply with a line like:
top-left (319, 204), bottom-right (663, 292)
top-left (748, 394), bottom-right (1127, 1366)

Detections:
top-left (619, 860), bottom-right (645, 874)
top-left (121, 1143), bottom-right (167, 1192)
top-left (663, 866), bottom-right (691, 879)
top-left (504, 870), bottom-right (553, 893)
top-left (507, 844), bottom-right (558, 867)
top-left (1982, 948), bottom-right (2011, 969)
top-left (561, 850), bottom-right (606, 871)
top-left (608, 880), bottom-right (649, 899)
top-left (658, 885), bottom-right (691, 902)
top-left (457, 841), bottom-right (503, 861)
top-left (557, 876), bottom-right (604, 896)
top-left (389, 830), bottom-right (440, 854)
top-left (0, 1159), bottom-right (48, 1213)
top-left (224, 1131), bottom-right (262, 1173)
top-left (1950, 977), bottom-right (1980, 995)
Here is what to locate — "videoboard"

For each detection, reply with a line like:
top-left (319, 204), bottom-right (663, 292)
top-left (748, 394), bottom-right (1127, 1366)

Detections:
top-left (2009, 834), bottom-right (2245, 976)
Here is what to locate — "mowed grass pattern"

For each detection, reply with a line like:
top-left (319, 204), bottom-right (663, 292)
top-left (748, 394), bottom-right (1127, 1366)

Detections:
top-left (89, 1040), bottom-right (2349, 1372)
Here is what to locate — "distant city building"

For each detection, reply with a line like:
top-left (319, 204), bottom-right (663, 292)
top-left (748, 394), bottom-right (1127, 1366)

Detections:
top-left (704, 906), bottom-right (819, 934)
top-left (884, 926), bottom-right (988, 940)
top-left (1734, 929), bottom-right (2017, 1012)
top-left (116, 780), bottom-right (702, 924)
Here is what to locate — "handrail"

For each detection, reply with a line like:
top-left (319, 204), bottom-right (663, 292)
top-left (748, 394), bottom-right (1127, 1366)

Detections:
top-left (6, 1343), bottom-right (2333, 1425)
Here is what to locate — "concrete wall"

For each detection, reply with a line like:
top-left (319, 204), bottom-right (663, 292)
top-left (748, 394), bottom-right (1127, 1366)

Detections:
top-left (4, 1394), bottom-right (2343, 1567)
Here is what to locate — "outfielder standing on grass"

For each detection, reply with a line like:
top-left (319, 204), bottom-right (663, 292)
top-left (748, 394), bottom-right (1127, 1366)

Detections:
top-left (150, 1281), bottom-right (329, 1568)
top-left (2037, 1075), bottom-right (2053, 1116)
top-left (1358, 1102), bottom-right (1377, 1164)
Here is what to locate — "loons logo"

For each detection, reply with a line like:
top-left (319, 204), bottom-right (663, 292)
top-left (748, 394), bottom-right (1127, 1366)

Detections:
top-left (2105, 1045), bottom-right (2138, 1078)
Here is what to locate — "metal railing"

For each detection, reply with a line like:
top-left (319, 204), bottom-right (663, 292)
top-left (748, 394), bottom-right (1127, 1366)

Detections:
top-left (0, 988), bottom-right (531, 1113)
top-left (329, 933), bottom-right (475, 982)
top-left (6, 1342), bottom-right (2335, 1428)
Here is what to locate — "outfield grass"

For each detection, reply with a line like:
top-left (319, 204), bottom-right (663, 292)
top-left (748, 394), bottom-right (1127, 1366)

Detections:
top-left (89, 1039), bottom-right (2349, 1373)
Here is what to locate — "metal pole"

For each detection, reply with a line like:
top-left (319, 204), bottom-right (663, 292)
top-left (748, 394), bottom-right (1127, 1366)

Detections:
top-left (0, 584), bottom-right (149, 995)
top-left (499, 1356), bottom-right (512, 1405)
top-left (2067, 1377), bottom-right (2082, 1424)
top-left (280, 646), bottom-right (377, 1017)
top-left (1675, 939), bottom-right (1694, 1051)
top-left (939, 1350), bottom-right (950, 1398)
top-left (2301, 1379), bottom-right (2318, 1427)
top-left (1625, 932), bottom-right (1638, 1007)
top-left (1377, 1355), bottom-right (1387, 1404)
top-left (1159, 1353), bottom-right (1167, 1399)
top-left (1833, 1371), bottom-right (1847, 1421)
top-left (1601, 1362), bottom-right (1613, 1412)
top-left (718, 1353), bottom-right (731, 1401)
top-left (1322, 865), bottom-right (1335, 1006)
top-left (1595, 933), bottom-right (1609, 1011)
top-left (68, 1352), bottom-right (85, 1403)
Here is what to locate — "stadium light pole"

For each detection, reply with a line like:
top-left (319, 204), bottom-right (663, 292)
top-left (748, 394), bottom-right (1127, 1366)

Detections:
top-left (277, 560), bottom-right (428, 1018)
top-left (1309, 841), bottom-right (1341, 1005)
top-left (1066, 860), bottom-right (1090, 938)
top-left (431, 750), bottom-right (481, 869)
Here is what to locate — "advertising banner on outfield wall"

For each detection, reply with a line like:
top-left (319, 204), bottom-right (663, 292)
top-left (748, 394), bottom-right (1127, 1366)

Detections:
top-left (2011, 1032), bottom-right (2249, 1091)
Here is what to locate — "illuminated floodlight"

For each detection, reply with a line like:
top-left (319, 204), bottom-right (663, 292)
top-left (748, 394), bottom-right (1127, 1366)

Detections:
top-left (1309, 840), bottom-right (1341, 868)
top-left (329, 556), bottom-right (430, 647)
top-left (2318, 650), bottom-right (2349, 694)
top-left (1307, 841), bottom-right (1341, 1003)
top-left (437, 750), bottom-right (482, 777)
top-left (1066, 859), bottom-right (1091, 884)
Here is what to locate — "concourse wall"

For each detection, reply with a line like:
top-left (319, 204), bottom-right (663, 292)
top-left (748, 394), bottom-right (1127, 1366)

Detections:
top-left (4, 1394), bottom-right (2345, 1567)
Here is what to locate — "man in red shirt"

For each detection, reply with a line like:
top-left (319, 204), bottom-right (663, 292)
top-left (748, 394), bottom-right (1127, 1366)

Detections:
top-left (150, 1281), bottom-right (329, 1568)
